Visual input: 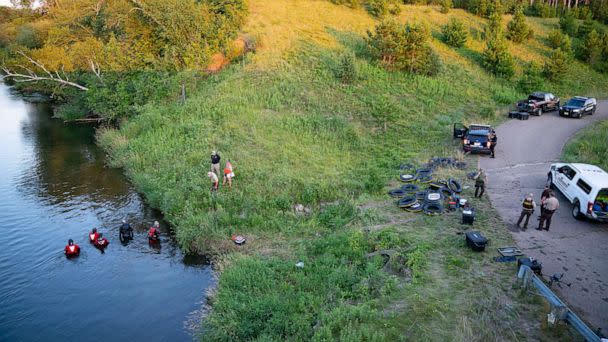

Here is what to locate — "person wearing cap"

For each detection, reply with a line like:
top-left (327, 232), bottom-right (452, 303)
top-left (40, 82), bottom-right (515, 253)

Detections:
top-left (119, 219), bottom-right (133, 241)
top-left (474, 168), bottom-right (487, 198)
top-left (489, 131), bottom-right (497, 158)
top-left (210, 151), bottom-right (221, 177)
top-left (207, 171), bottom-right (219, 191)
top-left (516, 193), bottom-right (536, 230)
top-left (223, 160), bottom-right (235, 188)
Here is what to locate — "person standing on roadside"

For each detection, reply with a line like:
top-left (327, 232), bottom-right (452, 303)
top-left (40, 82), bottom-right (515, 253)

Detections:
top-left (516, 193), bottom-right (536, 230)
top-left (210, 151), bottom-right (221, 177)
top-left (538, 193), bottom-right (559, 231)
top-left (540, 186), bottom-right (552, 216)
top-left (489, 131), bottom-right (497, 158)
top-left (474, 168), bottom-right (487, 198)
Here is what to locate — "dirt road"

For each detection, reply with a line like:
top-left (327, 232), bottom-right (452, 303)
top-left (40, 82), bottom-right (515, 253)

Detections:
top-left (479, 101), bottom-right (608, 333)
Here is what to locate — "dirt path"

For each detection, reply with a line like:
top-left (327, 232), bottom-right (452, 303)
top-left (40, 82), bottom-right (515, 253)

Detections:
top-left (479, 101), bottom-right (608, 333)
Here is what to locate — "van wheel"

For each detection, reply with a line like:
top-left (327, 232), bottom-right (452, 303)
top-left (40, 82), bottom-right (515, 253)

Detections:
top-left (572, 200), bottom-right (583, 220)
top-left (537, 108), bottom-right (542, 116)
top-left (549, 175), bottom-right (555, 190)
top-left (591, 107), bottom-right (595, 115)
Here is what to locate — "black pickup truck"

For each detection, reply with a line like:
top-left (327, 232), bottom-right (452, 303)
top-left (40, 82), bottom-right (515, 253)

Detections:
top-left (516, 92), bottom-right (560, 116)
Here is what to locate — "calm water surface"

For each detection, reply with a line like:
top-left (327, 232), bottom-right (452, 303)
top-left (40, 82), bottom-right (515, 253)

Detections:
top-left (0, 84), bottom-right (213, 341)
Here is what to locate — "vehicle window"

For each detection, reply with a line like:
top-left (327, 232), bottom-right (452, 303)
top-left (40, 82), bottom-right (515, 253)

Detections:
top-left (576, 179), bottom-right (592, 194)
top-left (529, 95), bottom-right (543, 101)
top-left (562, 166), bottom-right (577, 180)
top-left (566, 99), bottom-right (585, 107)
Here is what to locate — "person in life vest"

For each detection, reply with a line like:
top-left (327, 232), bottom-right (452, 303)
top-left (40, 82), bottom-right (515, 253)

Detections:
top-left (94, 233), bottom-right (109, 248)
top-left (148, 221), bottom-right (160, 241)
top-left (64, 239), bottom-right (80, 257)
top-left (119, 219), bottom-right (133, 242)
top-left (222, 160), bottom-right (235, 188)
top-left (516, 193), bottom-right (536, 230)
top-left (89, 228), bottom-right (99, 243)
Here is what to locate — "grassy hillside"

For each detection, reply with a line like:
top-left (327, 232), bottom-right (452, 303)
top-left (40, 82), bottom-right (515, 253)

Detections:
top-left (562, 119), bottom-right (608, 171)
top-left (97, 1), bottom-right (607, 339)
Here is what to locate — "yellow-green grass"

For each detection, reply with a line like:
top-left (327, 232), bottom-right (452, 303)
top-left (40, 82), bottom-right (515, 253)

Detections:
top-left (98, 1), bottom-right (608, 339)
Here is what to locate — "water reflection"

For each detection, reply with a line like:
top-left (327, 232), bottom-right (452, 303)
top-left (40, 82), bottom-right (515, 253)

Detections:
top-left (0, 84), bottom-right (212, 342)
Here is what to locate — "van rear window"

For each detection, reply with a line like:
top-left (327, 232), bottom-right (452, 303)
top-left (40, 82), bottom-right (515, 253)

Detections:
top-left (597, 189), bottom-right (608, 202)
top-left (576, 179), bottom-right (592, 194)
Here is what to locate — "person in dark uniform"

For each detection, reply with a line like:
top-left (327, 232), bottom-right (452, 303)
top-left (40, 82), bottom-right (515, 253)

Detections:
top-left (474, 168), bottom-right (487, 198)
top-left (516, 193), bottom-right (536, 230)
top-left (489, 131), bottom-right (497, 158)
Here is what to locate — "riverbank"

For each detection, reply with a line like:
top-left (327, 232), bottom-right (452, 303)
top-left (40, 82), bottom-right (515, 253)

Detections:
top-left (96, 2), bottom-right (608, 339)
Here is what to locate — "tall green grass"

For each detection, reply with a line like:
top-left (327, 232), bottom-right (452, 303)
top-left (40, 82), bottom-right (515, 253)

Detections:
top-left (562, 119), bottom-right (608, 171)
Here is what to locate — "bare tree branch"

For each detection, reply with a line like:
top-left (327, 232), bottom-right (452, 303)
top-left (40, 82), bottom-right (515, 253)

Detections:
top-left (1, 51), bottom-right (89, 91)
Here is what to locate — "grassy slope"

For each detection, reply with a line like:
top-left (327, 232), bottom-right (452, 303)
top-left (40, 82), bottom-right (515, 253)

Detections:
top-left (562, 118), bottom-right (608, 171)
top-left (98, 1), bottom-right (608, 340)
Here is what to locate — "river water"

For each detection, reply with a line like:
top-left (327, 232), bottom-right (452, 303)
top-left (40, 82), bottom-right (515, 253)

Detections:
top-left (0, 84), bottom-right (213, 341)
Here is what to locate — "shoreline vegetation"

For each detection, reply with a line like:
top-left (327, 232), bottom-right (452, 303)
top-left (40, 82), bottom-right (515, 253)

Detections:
top-left (3, 0), bottom-right (608, 340)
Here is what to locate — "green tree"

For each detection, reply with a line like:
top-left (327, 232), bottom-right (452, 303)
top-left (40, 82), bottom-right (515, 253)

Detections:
top-left (577, 15), bottom-right (598, 38)
top-left (544, 48), bottom-right (569, 80)
top-left (579, 29), bottom-right (603, 67)
top-left (547, 29), bottom-right (572, 52)
top-left (336, 51), bottom-right (357, 83)
top-left (506, 6), bottom-right (532, 43)
top-left (559, 11), bottom-right (578, 36)
top-left (367, 20), bottom-right (440, 75)
top-left (441, 18), bottom-right (468, 48)
top-left (482, 13), bottom-right (514, 77)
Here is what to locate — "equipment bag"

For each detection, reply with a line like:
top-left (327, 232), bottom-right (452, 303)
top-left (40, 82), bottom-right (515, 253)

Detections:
top-left (465, 231), bottom-right (488, 252)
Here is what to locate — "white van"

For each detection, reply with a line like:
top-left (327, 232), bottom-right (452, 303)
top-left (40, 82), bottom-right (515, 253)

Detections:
top-left (548, 163), bottom-right (608, 222)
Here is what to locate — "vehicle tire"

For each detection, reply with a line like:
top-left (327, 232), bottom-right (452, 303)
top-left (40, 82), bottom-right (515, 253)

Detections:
top-left (537, 108), bottom-right (542, 116)
top-left (577, 112), bottom-right (582, 119)
top-left (422, 202), bottom-right (443, 215)
top-left (572, 200), bottom-right (583, 220)
top-left (591, 107), bottom-right (596, 115)
top-left (404, 202), bottom-right (423, 212)
top-left (399, 174), bottom-right (416, 182)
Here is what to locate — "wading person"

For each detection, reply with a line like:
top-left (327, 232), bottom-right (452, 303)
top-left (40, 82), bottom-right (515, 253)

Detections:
top-left (207, 171), bottom-right (219, 192)
top-left (64, 239), bottom-right (80, 258)
top-left (119, 219), bottom-right (133, 241)
top-left (148, 221), bottom-right (160, 242)
top-left (89, 228), bottom-right (99, 243)
top-left (489, 131), bottom-right (497, 158)
top-left (223, 160), bottom-right (234, 188)
top-left (210, 151), bottom-right (221, 177)
top-left (516, 193), bottom-right (536, 230)
top-left (474, 168), bottom-right (487, 198)
top-left (538, 194), bottom-right (559, 231)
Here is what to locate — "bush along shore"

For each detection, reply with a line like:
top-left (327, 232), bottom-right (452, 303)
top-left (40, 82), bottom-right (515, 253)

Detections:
top-left (3, 0), bottom-right (608, 340)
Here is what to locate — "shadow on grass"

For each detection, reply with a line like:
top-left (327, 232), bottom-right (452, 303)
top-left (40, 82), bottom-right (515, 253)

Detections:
top-left (326, 26), bottom-right (373, 60)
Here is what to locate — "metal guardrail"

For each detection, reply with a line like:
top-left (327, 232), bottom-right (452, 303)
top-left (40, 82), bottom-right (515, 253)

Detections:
top-left (518, 265), bottom-right (602, 342)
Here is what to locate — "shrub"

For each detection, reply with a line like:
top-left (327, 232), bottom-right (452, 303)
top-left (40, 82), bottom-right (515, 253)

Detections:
top-left (15, 24), bottom-right (42, 49)
top-left (365, 0), bottom-right (400, 17)
top-left (442, 17), bottom-right (468, 48)
top-left (547, 29), bottom-right (572, 53)
top-left (577, 15), bottom-right (603, 38)
top-left (544, 48), bottom-right (569, 80)
top-left (440, 0), bottom-right (453, 14)
top-left (528, 1), bottom-right (557, 18)
top-left (336, 51), bottom-right (358, 83)
top-left (367, 20), bottom-right (441, 75)
top-left (506, 6), bottom-right (532, 43)
top-left (330, 0), bottom-right (362, 7)
top-left (518, 61), bottom-right (545, 93)
top-left (559, 11), bottom-right (578, 36)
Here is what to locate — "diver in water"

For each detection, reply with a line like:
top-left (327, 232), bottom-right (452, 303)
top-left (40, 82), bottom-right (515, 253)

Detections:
top-left (119, 219), bottom-right (134, 242)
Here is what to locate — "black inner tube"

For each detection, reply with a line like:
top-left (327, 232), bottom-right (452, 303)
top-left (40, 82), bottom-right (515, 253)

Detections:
top-left (388, 188), bottom-right (407, 198)
top-left (416, 168), bottom-right (433, 175)
top-left (401, 184), bottom-right (419, 193)
top-left (397, 195), bottom-right (417, 208)
top-left (423, 202), bottom-right (443, 214)
top-left (448, 178), bottom-right (462, 193)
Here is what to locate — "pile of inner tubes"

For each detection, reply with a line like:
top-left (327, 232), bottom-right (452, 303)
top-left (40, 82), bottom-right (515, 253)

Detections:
top-left (390, 158), bottom-right (465, 215)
